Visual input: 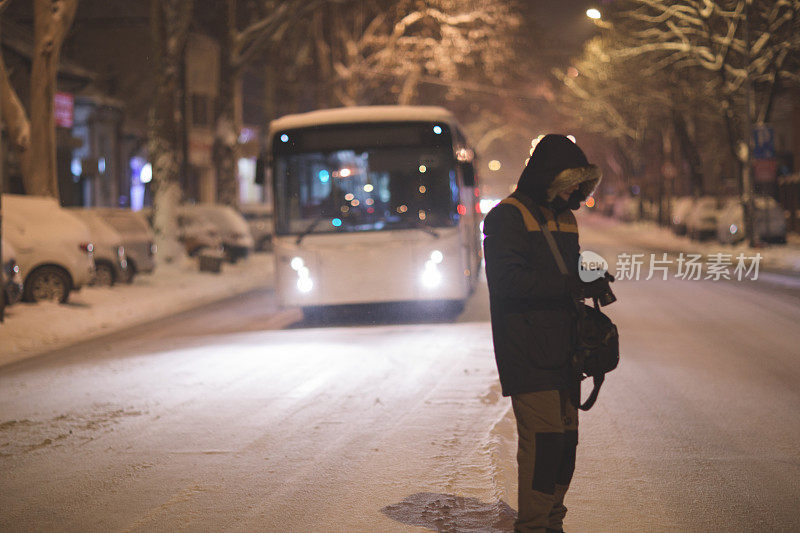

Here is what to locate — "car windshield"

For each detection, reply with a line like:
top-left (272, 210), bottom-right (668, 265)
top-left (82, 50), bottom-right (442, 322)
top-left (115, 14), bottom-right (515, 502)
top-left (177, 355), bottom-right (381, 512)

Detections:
top-left (273, 122), bottom-right (459, 236)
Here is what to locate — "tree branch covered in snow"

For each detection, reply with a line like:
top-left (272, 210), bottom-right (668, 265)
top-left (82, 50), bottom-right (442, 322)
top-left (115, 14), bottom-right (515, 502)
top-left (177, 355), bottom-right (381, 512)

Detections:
top-left (608, 0), bottom-right (800, 128)
top-left (306, 0), bottom-right (520, 107)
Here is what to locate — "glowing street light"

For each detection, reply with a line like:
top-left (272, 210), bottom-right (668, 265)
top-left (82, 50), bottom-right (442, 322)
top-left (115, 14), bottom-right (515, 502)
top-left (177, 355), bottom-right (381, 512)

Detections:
top-left (586, 8), bottom-right (602, 20)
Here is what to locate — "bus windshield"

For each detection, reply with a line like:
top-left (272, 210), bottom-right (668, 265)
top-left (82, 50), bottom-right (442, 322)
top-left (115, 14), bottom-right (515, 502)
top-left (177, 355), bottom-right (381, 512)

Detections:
top-left (273, 123), bottom-right (459, 236)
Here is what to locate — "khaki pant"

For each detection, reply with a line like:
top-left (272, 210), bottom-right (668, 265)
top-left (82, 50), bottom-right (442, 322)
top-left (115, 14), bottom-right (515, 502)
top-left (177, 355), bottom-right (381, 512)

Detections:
top-left (511, 389), bottom-right (578, 533)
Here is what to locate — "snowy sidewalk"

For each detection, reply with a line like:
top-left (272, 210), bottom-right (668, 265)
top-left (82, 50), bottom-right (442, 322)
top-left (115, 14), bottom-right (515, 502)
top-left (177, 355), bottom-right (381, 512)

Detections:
top-left (0, 254), bottom-right (275, 367)
top-left (578, 211), bottom-right (800, 273)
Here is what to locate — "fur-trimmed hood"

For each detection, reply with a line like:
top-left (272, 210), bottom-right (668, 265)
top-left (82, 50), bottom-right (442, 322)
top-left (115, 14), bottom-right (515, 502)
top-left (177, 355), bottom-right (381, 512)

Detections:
top-left (515, 134), bottom-right (601, 209)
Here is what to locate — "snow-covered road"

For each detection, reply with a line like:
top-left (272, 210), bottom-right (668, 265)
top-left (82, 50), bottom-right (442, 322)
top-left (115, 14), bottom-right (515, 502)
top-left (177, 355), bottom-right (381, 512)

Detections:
top-left (1, 219), bottom-right (799, 532)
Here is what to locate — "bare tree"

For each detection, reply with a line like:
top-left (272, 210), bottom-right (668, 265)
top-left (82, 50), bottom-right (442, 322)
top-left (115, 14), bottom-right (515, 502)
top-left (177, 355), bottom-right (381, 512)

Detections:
top-left (309, 0), bottom-right (519, 107)
top-left (149, 0), bottom-right (193, 263)
top-left (23, 0), bottom-right (78, 198)
top-left (600, 0), bottom-right (800, 243)
top-left (212, 0), bottom-right (321, 207)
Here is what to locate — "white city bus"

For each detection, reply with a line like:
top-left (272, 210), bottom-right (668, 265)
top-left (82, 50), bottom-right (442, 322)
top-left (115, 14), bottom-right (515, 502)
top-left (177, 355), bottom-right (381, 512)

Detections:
top-left (268, 106), bottom-right (481, 312)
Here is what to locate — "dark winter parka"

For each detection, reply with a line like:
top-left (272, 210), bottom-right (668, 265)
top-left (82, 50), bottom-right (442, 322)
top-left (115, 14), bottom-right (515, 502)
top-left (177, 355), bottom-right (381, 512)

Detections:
top-left (483, 135), bottom-right (601, 397)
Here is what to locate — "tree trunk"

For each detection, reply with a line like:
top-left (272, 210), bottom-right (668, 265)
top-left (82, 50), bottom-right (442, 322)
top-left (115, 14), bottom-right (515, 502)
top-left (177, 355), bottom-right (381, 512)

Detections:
top-left (213, 0), bottom-right (242, 207)
top-left (149, 0), bottom-right (192, 264)
top-left (25, 0), bottom-right (78, 198)
top-left (213, 63), bottom-right (241, 207)
top-left (0, 45), bottom-right (29, 151)
top-left (672, 110), bottom-right (704, 196)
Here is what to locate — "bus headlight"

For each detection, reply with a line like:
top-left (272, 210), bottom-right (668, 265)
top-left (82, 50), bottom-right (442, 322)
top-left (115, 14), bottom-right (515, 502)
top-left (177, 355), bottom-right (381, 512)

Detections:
top-left (421, 250), bottom-right (444, 288)
top-left (292, 259), bottom-right (313, 293)
top-left (297, 275), bottom-right (313, 293)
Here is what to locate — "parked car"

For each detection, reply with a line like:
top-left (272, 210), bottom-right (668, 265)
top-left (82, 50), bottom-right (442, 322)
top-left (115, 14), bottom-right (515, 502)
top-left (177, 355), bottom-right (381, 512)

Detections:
top-left (717, 196), bottom-right (787, 244)
top-left (685, 196), bottom-right (726, 241)
top-left (612, 195), bottom-right (639, 222)
top-left (670, 197), bottom-right (697, 235)
top-left (239, 203), bottom-right (274, 252)
top-left (642, 198), bottom-right (674, 222)
top-left (179, 204), bottom-right (254, 262)
top-left (94, 208), bottom-right (156, 280)
top-left (3, 194), bottom-right (95, 303)
top-left (67, 209), bottom-right (129, 286)
top-left (177, 214), bottom-right (224, 256)
top-left (598, 193), bottom-right (617, 217)
top-left (2, 238), bottom-right (23, 306)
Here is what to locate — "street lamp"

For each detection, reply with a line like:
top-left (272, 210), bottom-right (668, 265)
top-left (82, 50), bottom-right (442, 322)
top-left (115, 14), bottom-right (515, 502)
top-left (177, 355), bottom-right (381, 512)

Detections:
top-left (586, 8), bottom-right (602, 20)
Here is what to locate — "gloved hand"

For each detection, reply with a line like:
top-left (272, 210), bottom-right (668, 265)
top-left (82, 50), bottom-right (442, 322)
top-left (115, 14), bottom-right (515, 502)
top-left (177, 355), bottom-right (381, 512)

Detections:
top-left (564, 273), bottom-right (614, 299)
top-left (564, 274), bottom-right (586, 298)
top-left (582, 277), bottom-right (612, 300)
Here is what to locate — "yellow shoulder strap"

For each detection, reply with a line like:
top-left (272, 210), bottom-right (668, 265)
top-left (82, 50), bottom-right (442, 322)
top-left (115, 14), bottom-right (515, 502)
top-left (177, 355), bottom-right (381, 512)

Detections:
top-left (500, 197), bottom-right (540, 231)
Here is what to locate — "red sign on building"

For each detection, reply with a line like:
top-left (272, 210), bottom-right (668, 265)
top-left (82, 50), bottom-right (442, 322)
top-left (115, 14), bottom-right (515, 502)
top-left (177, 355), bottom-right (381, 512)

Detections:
top-left (54, 92), bottom-right (74, 128)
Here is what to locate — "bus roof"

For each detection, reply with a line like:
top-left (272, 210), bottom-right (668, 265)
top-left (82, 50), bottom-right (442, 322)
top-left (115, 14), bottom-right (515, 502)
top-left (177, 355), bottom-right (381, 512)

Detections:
top-left (268, 106), bottom-right (459, 138)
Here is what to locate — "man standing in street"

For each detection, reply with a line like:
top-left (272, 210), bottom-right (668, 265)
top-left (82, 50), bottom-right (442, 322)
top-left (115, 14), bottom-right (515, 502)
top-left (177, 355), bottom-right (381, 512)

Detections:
top-left (482, 134), bottom-right (607, 533)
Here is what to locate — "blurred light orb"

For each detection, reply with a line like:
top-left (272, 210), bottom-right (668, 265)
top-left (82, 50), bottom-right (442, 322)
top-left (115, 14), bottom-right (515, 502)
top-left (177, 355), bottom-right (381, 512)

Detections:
top-left (567, 135), bottom-right (576, 143)
top-left (332, 218), bottom-right (343, 227)
top-left (280, 134), bottom-right (289, 142)
top-left (488, 160), bottom-right (501, 171)
top-left (339, 168), bottom-right (351, 178)
top-left (419, 165), bottom-right (427, 173)
top-left (585, 197), bottom-right (596, 208)
top-left (430, 250), bottom-right (444, 264)
top-left (433, 125), bottom-right (442, 134)
top-left (363, 184), bottom-right (374, 192)
top-left (297, 277), bottom-right (313, 293)
top-left (290, 257), bottom-right (304, 271)
top-left (318, 170), bottom-right (330, 183)
top-left (140, 163), bottom-right (153, 184)
top-left (586, 8), bottom-right (602, 19)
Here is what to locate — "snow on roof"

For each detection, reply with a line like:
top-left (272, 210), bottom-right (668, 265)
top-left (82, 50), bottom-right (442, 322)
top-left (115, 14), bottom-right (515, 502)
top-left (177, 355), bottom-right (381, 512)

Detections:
top-left (269, 106), bottom-right (458, 137)
top-left (67, 209), bottom-right (124, 248)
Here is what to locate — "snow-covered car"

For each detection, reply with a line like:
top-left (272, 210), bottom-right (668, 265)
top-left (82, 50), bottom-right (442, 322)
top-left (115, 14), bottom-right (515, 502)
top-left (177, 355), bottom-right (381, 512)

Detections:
top-left (177, 214), bottom-right (224, 256)
top-left (67, 209), bottom-right (129, 286)
top-left (685, 196), bottom-right (726, 241)
top-left (670, 197), bottom-right (697, 235)
top-left (3, 194), bottom-right (95, 303)
top-left (94, 208), bottom-right (156, 279)
top-left (717, 196), bottom-right (787, 244)
top-left (179, 204), bottom-right (254, 262)
top-left (239, 203), bottom-right (274, 252)
top-left (2, 238), bottom-right (23, 306)
top-left (612, 196), bottom-right (639, 222)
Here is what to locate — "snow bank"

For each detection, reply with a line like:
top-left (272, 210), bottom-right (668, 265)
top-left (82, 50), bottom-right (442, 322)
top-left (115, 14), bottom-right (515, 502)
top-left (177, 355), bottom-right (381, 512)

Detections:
top-left (0, 254), bottom-right (274, 366)
top-left (579, 211), bottom-right (800, 272)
